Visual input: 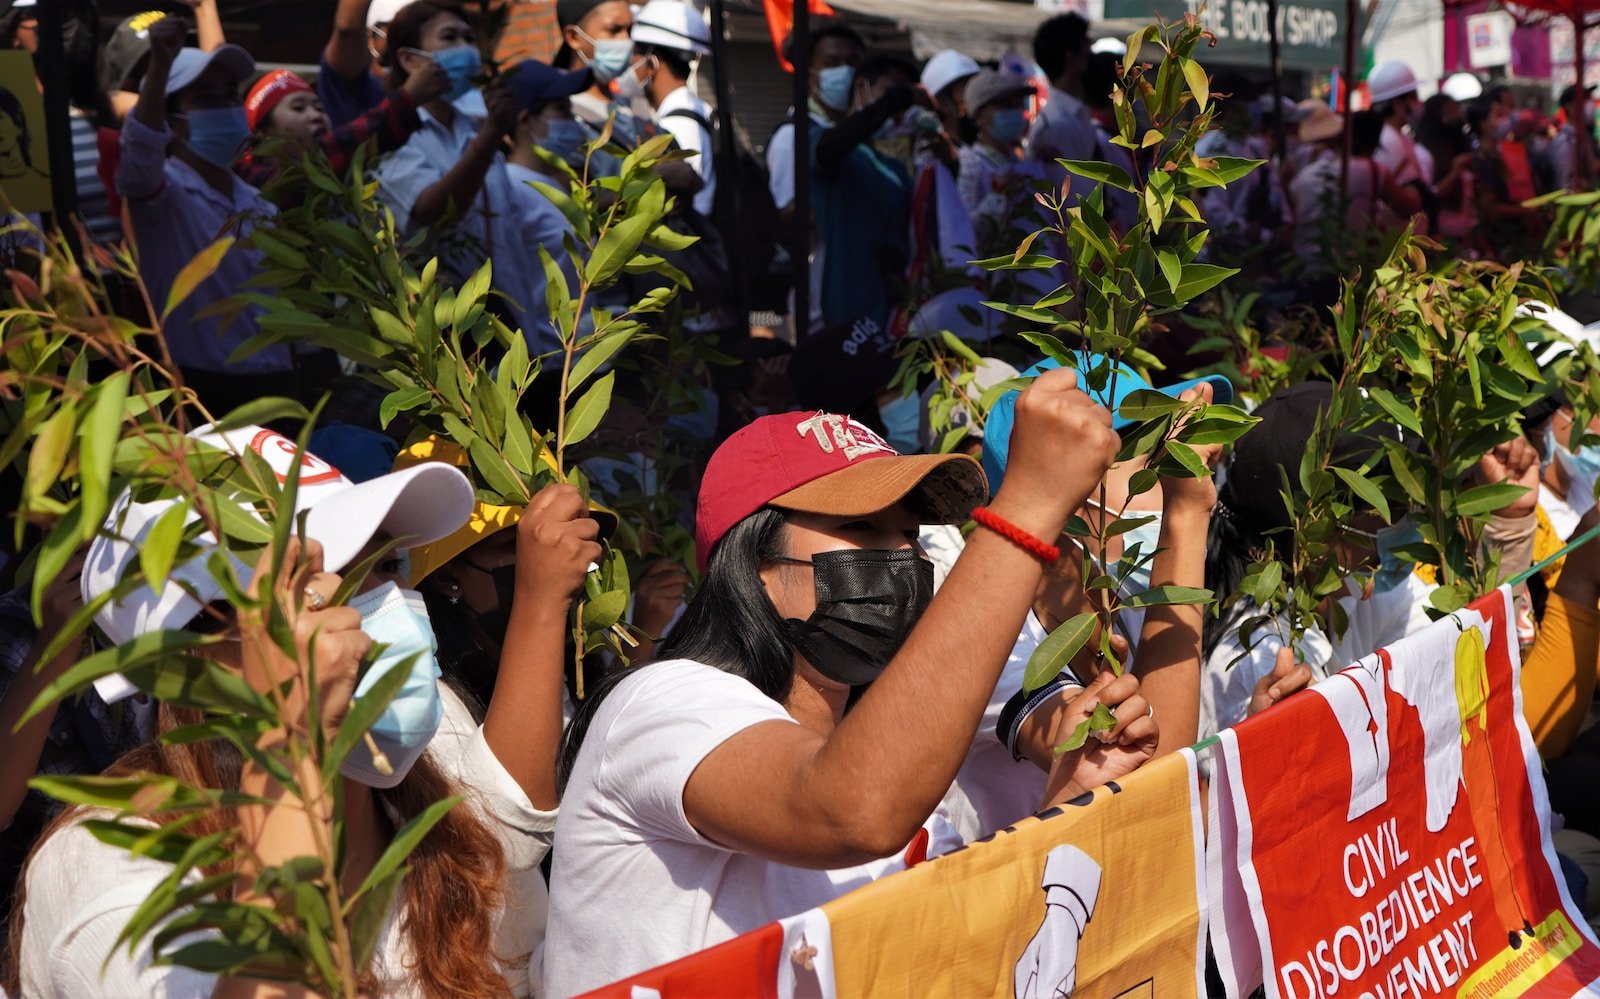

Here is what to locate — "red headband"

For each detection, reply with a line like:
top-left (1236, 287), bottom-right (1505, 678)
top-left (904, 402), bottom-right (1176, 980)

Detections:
top-left (245, 69), bottom-right (313, 132)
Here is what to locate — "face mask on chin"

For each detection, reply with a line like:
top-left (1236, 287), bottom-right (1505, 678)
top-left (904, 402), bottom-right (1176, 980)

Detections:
top-left (784, 547), bottom-right (934, 688)
top-left (344, 581), bottom-right (444, 788)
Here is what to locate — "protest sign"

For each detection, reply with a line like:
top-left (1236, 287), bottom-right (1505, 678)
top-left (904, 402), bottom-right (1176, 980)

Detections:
top-left (0, 50), bottom-right (51, 214)
top-left (1209, 587), bottom-right (1600, 999)
top-left (581, 749), bottom-right (1207, 999)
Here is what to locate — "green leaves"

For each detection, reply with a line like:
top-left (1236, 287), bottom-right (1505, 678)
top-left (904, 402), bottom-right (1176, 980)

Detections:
top-left (1023, 612), bottom-right (1097, 693)
top-left (163, 236), bottom-right (234, 319)
top-left (1057, 159), bottom-right (1135, 192)
top-left (563, 370), bottom-right (614, 449)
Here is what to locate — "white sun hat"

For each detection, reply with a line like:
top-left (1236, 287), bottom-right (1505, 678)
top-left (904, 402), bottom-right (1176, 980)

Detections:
top-left (83, 424), bottom-right (474, 701)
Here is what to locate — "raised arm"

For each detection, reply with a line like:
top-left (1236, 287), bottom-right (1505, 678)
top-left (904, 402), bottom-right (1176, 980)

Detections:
top-left (324, 0), bottom-right (375, 82)
top-left (179, 0), bottom-right (226, 50)
top-left (483, 485), bottom-right (601, 810)
top-left (683, 368), bottom-right (1122, 868)
top-left (406, 80), bottom-right (517, 228)
top-left (1130, 385), bottom-right (1221, 755)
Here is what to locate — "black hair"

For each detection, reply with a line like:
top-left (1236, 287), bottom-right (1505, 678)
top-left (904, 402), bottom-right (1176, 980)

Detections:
top-left (1202, 498), bottom-right (1268, 657)
top-left (1485, 84), bottom-right (1511, 105)
top-left (380, 0), bottom-right (468, 79)
top-left (1033, 12), bottom-right (1089, 83)
top-left (635, 41), bottom-right (693, 82)
top-left (1351, 109), bottom-right (1385, 157)
top-left (0, 87), bottom-right (32, 167)
top-left (859, 54), bottom-right (916, 88)
top-left (781, 15), bottom-right (863, 69)
top-left (1083, 50), bottom-right (1119, 112)
top-left (1464, 97), bottom-right (1496, 138)
top-left (556, 508), bottom-right (794, 793)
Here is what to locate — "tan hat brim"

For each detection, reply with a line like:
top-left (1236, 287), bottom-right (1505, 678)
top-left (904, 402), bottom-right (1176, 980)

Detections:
top-left (770, 453), bottom-right (988, 525)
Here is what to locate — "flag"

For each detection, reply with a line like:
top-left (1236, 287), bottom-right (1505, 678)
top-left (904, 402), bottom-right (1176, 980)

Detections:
top-left (763, 0), bottom-right (835, 73)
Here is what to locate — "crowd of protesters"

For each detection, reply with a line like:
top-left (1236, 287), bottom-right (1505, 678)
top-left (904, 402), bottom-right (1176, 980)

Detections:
top-left (0, 0), bottom-right (1599, 996)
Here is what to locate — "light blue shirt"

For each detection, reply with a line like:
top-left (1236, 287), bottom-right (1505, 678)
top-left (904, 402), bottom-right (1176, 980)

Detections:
top-left (505, 162), bottom-right (576, 345)
top-left (116, 116), bottom-right (289, 374)
top-left (376, 107), bottom-right (556, 354)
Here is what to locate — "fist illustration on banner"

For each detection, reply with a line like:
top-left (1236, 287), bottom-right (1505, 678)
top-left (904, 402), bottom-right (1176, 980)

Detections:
top-left (1014, 844), bottom-right (1103, 999)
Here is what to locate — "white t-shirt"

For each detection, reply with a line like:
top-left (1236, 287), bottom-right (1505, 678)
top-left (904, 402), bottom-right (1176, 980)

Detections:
top-left (1200, 571), bottom-right (1437, 739)
top-left (1375, 122), bottom-right (1425, 187)
top-left (18, 684), bottom-right (556, 999)
top-left (543, 659), bottom-right (962, 996)
top-left (656, 85), bottom-right (717, 216)
top-left (1542, 483), bottom-right (1584, 540)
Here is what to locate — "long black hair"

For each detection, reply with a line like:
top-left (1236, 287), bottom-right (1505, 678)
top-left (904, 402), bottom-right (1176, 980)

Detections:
top-left (556, 507), bottom-right (795, 793)
top-left (1202, 496), bottom-right (1269, 657)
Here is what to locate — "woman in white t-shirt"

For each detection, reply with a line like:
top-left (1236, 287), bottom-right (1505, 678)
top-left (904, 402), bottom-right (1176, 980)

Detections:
top-left (8, 428), bottom-right (597, 999)
top-left (545, 375), bottom-right (1159, 995)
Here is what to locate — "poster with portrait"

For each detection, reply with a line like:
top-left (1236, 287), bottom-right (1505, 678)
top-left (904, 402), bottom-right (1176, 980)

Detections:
top-left (0, 49), bottom-right (50, 213)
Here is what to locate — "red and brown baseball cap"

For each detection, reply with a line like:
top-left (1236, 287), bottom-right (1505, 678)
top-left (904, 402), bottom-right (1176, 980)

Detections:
top-left (695, 411), bottom-right (987, 570)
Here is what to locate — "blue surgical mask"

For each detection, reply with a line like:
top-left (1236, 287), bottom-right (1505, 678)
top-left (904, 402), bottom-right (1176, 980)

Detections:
top-left (816, 65), bottom-right (855, 112)
top-left (541, 118), bottom-right (589, 164)
top-left (988, 108), bottom-right (1027, 145)
top-left (182, 107), bottom-right (248, 167)
top-left (1372, 519), bottom-right (1422, 594)
top-left (344, 581), bottom-right (443, 788)
top-left (579, 30), bottom-right (635, 84)
top-left (1118, 512), bottom-right (1162, 595)
top-left (432, 44), bottom-right (482, 101)
top-left (1548, 423), bottom-right (1600, 507)
top-left (878, 391), bottom-right (922, 455)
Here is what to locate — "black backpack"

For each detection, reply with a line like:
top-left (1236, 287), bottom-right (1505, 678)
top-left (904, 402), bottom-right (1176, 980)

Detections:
top-left (662, 107), bottom-right (788, 312)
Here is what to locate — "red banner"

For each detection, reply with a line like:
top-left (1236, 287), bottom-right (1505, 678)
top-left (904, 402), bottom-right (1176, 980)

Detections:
top-left (1209, 588), bottom-right (1600, 998)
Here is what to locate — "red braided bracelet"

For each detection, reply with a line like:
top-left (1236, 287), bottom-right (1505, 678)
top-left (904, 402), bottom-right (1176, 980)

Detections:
top-left (970, 507), bottom-right (1061, 563)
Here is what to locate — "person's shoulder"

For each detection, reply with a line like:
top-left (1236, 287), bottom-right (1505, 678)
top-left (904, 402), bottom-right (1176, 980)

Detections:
top-left (612, 658), bottom-right (762, 702)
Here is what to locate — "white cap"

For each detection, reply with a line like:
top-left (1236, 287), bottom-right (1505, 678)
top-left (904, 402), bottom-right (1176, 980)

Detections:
top-left (920, 49), bottom-right (980, 100)
top-left (1367, 60), bottom-right (1419, 104)
top-left (632, 0), bottom-right (711, 57)
top-left (10, 0), bottom-right (36, 9)
top-left (1091, 37), bottom-right (1127, 56)
top-left (83, 425), bottom-right (474, 701)
top-left (149, 44), bottom-right (255, 97)
top-left (1441, 72), bottom-right (1484, 102)
top-left (367, 0), bottom-right (410, 30)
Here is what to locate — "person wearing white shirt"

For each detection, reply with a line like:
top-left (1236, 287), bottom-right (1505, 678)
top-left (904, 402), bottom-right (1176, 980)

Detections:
top-left (627, 0), bottom-right (717, 216)
top-left (374, 5), bottom-right (553, 353)
top-left (545, 390), bottom-right (1155, 994)
top-left (1367, 60), bottom-right (1429, 197)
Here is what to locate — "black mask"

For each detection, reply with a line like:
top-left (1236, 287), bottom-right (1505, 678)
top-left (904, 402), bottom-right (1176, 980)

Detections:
top-left (477, 564), bottom-right (519, 645)
top-left (784, 548), bottom-right (935, 687)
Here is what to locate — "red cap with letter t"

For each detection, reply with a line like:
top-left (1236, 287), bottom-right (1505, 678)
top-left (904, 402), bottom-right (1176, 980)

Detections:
top-left (694, 411), bottom-right (987, 570)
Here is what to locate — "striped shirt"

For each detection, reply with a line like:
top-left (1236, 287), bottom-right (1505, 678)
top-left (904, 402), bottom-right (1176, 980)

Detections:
top-left (68, 110), bottom-right (120, 247)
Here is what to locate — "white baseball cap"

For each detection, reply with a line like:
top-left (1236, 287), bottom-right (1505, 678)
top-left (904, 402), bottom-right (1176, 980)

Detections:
top-left (920, 49), bottom-right (980, 101)
top-left (1440, 72), bottom-right (1484, 102)
top-left (148, 44), bottom-right (255, 97)
top-left (367, 0), bottom-right (410, 30)
top-left (631, 0), bottom-right (711, 56)
top-left (83, 425), bottom-right (474, 701)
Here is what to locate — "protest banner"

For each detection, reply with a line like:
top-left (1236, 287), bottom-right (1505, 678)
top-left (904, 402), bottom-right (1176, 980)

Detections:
top-left (1209, 587), bottom-right (1600, 999)
top-left (580, 748), bottom-right (1207, 999)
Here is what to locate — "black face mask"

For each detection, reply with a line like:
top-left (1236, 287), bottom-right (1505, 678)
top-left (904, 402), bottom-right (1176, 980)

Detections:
top-left (784, 548), bottom-right (935, 688)
top-left (477, 564), bottom-right (518, 645)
